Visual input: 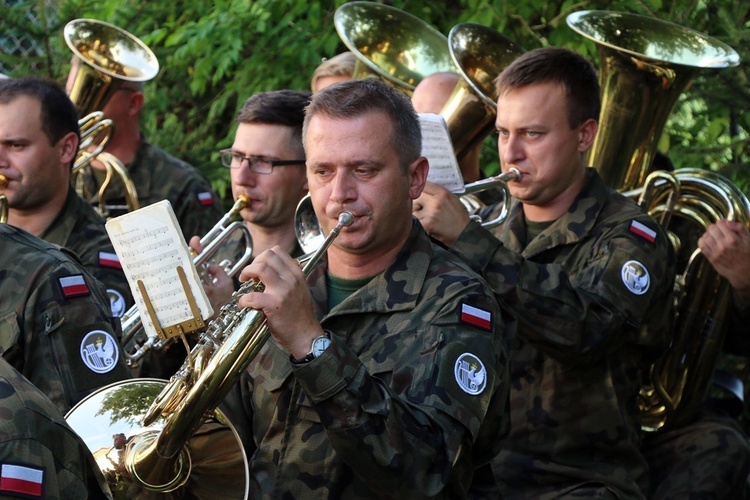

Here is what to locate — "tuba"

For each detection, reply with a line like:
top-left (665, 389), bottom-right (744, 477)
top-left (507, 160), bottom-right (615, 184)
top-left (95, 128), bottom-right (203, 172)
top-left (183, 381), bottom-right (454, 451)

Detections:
top-left (66, 202), bottom-right (354, 496)
top-left (566, 10), bottom-right (743, 431)
top-left (65, 18), bottom-right (159, 217)
top-left (334, 1), bottom-right (455, 95)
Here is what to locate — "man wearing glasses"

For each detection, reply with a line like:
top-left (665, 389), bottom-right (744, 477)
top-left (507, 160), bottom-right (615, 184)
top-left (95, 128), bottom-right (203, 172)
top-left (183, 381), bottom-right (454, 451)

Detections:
top-left (192, 90), bottom-right (311, 311)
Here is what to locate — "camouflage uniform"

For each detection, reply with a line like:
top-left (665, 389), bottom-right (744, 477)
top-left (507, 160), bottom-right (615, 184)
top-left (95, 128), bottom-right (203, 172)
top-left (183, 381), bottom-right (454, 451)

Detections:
top-left (450, 169), bottom-right (674, 499)
top-left (224, 221), bottom-right (512, 498)
top-left (0, 356), bottom-right (112, 499)
top-left (642, 300), bottom-right (750, 500)
top-left (79, 138), bottom-right (223, 242)
top-left (39, 186), bottom-right (133, 319)
top-left (0, 224), bottom-right (130, 415)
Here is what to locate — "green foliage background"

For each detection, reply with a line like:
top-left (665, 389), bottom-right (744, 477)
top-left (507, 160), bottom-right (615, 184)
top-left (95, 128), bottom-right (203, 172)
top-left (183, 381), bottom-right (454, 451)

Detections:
top-left (2, 0), bottom-right (749, 201)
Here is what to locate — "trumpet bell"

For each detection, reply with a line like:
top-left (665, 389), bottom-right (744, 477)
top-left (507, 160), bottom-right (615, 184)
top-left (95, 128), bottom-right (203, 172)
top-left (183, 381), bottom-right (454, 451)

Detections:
top-left (294, 194), bottom-right (325, 255)
top-left (65, 379), bottom-right (249, 498)
top-left (334, 1), bottom-right (454, 95)
top-left (566, 10), bottom-right (740, 191)
top-left (443, 23), bottom-right (524, 159)
top-left (64, 18), bottom-right (160, 116)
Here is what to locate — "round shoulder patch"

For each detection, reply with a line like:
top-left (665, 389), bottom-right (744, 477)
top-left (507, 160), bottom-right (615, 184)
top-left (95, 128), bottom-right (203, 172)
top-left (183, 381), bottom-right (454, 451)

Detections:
top-left (621, 260), bottom-right (650, 295)
top-left (108, 289), bottom-right (126, 318)
top-left (454, 353), bottom-right (487, 395)
top-left (80, 330), bottom-right (119, 374)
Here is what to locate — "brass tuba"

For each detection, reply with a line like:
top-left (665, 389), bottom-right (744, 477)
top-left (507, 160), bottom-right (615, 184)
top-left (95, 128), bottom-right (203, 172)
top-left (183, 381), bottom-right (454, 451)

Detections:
top-left (334, 1), bottom-right (455, 95)
top-left (566, 10), bottom-right (744, 431)
top-left (566, 10), bottom-right (739, 192)
top-left (65, 18), bottom-right (159, 217)
top-left (65, 205), bottom-right (354, 496)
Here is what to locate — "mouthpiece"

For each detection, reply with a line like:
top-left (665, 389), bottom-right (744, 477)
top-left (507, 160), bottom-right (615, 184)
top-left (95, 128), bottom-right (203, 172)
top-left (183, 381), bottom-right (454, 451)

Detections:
top-left (504, 168), bottom-right (521, 182)
top-left (0, 174), bottom-right (8, 188)
top-left (337, 210), bottom-right (354, 227)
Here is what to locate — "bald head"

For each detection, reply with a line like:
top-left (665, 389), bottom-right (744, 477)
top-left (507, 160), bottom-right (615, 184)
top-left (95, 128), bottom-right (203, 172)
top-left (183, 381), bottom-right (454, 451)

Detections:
top-left (411, 72), bottom-right (460, 114)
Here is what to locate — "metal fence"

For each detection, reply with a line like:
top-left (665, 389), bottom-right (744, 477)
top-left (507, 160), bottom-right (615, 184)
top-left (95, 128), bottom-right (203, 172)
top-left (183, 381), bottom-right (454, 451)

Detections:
top-left (0, 0), bottom-right (59, 76)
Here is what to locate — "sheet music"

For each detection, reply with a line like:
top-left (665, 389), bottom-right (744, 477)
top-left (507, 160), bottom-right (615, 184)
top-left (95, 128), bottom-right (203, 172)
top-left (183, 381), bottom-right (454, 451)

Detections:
top-left (419, 113), bottom-right (465, 193)
top-left (106, 200), bottom-right (213, 339)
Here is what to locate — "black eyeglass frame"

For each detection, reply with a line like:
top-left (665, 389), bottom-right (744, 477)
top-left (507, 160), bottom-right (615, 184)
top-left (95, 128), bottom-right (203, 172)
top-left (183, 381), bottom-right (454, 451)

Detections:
top-left (219, 149), bottom-right (306, 174)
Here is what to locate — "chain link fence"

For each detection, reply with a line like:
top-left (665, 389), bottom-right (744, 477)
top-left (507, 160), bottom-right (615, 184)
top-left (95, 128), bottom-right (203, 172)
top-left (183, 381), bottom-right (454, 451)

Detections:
top-left (1, 0), bottom-right (61, 77)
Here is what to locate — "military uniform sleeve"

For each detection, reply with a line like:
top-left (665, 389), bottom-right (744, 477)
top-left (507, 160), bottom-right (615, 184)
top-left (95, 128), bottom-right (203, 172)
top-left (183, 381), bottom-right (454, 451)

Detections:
top-left (292, 289), bottom-right (508, 497)
top-left (18, 264), bottom-right (130, 414)
top-left (452, 218), bottom-right (674, 363)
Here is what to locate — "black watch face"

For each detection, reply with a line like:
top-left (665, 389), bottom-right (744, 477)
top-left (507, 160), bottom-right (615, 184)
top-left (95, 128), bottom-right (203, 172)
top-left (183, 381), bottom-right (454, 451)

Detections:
top-left (312, 336), bottom-right (331, 357)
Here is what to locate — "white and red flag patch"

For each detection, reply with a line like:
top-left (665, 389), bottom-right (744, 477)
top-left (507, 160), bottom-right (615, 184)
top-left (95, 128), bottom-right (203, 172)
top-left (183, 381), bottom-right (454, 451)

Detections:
top-left (98, 251), bottom-right (122, 269)
top-left (197, 191), bottom-right (214, 206)
top-left (460, 303), bottom-right (492, 331)
top-left (58, 274), bottom-right (90, 298)
top-left (629, 220), bottom-right (657, 243)
top-left (0, 464), bottom-right (44, 497)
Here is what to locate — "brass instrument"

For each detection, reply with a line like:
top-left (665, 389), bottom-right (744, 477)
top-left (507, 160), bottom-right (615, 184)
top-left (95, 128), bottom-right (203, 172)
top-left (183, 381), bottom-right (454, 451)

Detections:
top-left (0, 174), bottom-right (7, 223)
top-left (566, 10), bottom-right (739, 192)
top-left (461, 168), bottom-right (521, 229)
top-left (122, 196), bottom-right (253, 369)
top-left (637, 169), bottom-right (750, 431)
top-left (66, 208), bottom-right (353, 496)
top-left (65, 18), bottom-right (159, 216)
top-left (334, 2), bottom-right (455, 95)
top-left (442, 23), bottom-right (524, 160)
top-left (566, 10), bottom-right (743, 431)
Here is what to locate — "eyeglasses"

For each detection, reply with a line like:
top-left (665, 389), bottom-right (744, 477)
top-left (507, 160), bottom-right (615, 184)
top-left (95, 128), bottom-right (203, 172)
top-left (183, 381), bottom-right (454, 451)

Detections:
top-left (219, 149), bottom-right (305, 174)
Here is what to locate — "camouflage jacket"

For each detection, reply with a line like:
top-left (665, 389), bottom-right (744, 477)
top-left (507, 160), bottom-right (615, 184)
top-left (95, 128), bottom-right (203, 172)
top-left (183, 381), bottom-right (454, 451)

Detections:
top-left (79, 138), bottom-right (223, 242)
top-left (225, 221), bottom-right (511, 499)
top-left (39, 186), bottom-right (133, 319)
top-left (0, 224), bottom-right (130, 415)
top-left (0, 357), bottom-right (112, 499)
top-left (451, 169), bottom-right (675, 499)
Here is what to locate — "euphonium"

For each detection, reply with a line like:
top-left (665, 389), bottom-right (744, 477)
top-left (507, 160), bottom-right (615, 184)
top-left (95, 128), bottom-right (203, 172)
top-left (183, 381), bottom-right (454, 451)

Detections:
top-left (66, 207), bottom-right (354, 496)
top-left (637, 169), bottom-right (750, 431)
top-left (122, 196), bottom-right (253, 369)
top-left (334, 2), bottom-right (454, 95)
top-left (65, 18), bottom-right (159, 216)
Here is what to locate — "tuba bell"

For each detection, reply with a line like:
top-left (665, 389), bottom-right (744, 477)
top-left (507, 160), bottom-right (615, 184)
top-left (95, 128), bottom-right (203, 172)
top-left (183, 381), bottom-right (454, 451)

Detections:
top-left (65, 18), bottom-right (160, 217)
top-left (334, 1), bottom-right (455, 96)
top-left (566, 10), bottom-right (743, 432)
top-left (566, 10), bottom-right (739, 192)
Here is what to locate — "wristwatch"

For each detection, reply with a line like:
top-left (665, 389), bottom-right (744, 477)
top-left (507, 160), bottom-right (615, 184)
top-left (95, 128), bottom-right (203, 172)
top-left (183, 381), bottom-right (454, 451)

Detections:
top-left (291, 332), bottom-right (331, 364)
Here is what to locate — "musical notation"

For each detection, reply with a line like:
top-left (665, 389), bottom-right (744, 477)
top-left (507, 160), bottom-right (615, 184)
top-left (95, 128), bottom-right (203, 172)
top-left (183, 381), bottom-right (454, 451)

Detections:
top-left (106, 200), bottom-right (212, 338)
top-left (419, 113), bottom-right (465, 193)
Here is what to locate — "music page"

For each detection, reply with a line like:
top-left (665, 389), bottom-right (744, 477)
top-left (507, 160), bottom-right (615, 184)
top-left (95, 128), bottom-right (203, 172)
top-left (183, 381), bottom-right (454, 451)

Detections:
top-left (106, 200), bottom-right (212, 340)
top-left (419, 113), bottom-right (465, 193)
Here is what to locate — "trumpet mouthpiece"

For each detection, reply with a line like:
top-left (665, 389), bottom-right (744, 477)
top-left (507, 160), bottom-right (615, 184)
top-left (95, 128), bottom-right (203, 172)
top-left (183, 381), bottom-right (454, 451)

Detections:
top-left (338, 210), bottom-right (354, 227)
top-left (0, 174), bottom-right (7, 188)
top-left (505, 168), bottom-right (521, 182)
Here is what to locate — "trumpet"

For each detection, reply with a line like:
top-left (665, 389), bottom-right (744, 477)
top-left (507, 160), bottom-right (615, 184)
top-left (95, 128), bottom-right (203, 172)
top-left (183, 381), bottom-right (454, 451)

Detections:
top-left (122, 196), bottom-right (253, 368)
top-left (66, 209), bottom-right (354, 496)
top-left (460, 168), bottom-right (521, 228)
top-left (0, 174), bottom-right (7, 224)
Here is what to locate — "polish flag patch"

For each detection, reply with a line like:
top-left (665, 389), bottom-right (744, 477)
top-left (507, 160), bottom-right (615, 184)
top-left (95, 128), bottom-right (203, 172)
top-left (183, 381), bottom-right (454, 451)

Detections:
top-left (99, 251), bottom-right (122, 269)
top-left (629, 220), bottom-right (657, 243)
top-left (0, 464), bottom-right (44, 497)
top-left (460, 303), bottom-right (492, 331)
top-left (197, 191), bottom-right (214, 206)
top-left (58, 274), bottom-right (90, 298)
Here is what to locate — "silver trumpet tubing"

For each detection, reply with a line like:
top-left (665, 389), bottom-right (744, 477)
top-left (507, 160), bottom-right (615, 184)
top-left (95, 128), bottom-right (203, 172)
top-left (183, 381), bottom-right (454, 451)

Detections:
top-left (66, 209), bottom-right (354, 497)
top-left (460, 167), bottom-right (521, 228)
top-left (122, 196), bottom-right (253, 368)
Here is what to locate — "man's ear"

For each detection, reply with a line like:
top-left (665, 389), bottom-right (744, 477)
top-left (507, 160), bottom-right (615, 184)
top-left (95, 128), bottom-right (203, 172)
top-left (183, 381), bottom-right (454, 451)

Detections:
top-left (128, 91), bottom-right (145, 117)
top-left (408, 156), bottom-right (429, 199)
top-left (58, 131), bottom-right (79, 166)
top-left (578, 118), bottom-right (598, 153)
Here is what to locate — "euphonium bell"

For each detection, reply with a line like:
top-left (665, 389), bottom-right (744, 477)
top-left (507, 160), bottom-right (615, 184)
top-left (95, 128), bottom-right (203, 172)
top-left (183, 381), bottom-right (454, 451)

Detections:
top-left (566, 10), bottom-right (739, 192)
top-left (64, 18), bottom-right (159, 117)
top-left (334, 1), bottom-right (454, 95)
top-left (442, 23), bottom-right (524, 160)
